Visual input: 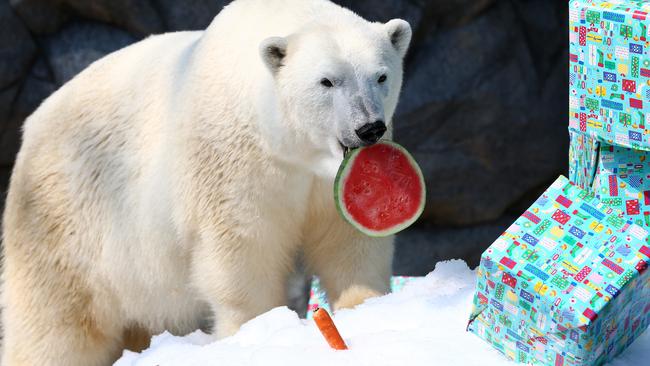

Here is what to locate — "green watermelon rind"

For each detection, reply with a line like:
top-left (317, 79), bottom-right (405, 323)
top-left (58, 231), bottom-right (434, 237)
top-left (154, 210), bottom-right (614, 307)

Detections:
top-left (334, 140), bottom-right (426, 237)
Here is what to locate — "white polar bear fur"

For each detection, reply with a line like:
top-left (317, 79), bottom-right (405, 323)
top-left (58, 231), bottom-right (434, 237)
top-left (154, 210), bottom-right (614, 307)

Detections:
top-left (0, 0), bottom-right (411, 364)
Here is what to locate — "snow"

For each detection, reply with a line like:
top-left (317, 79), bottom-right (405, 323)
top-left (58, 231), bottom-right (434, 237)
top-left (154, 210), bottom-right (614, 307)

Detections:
top-left (114, 260), bottom-right (649, 366)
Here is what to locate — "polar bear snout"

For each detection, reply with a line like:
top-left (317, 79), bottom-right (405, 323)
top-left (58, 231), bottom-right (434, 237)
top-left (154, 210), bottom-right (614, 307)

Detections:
top-left (355, 120), bottom-right (386, 145)
top-left (333, 87), bottom-right (388, 149)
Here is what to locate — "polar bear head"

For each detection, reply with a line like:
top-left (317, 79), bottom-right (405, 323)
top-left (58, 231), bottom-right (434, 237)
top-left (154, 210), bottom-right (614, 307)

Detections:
top-left (260, 18), bottom-right (411, 175)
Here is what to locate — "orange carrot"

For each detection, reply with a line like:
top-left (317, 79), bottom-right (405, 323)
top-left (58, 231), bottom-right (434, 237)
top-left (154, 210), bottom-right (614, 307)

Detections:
top-left (313, 307), bottom-right (348, 350)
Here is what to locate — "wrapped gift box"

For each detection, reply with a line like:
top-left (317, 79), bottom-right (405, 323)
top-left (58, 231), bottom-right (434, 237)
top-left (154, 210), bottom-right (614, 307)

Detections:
top-left (569, 0), bottom-right (650, 225)
top-left (467, 176), bottom-right (650, 365)
top-left (569, 0), bottom-right (650, 150)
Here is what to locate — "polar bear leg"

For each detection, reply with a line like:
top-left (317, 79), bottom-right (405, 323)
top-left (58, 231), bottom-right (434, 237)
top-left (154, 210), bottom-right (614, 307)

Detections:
top-left (304, 222), bottom-right (394, 310)
top-left (191, 236), bottom-right (293, 339)
top-left (1, 266), bottom-right (123, 366)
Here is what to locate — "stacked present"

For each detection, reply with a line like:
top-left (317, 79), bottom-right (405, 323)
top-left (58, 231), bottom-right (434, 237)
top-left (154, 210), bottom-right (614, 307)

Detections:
top-left (468, 1), bottom-right (650, 364)
top-left (467, 176), bottom-right (649, 364)
top-left (568, 0), bottom-right (650, 216)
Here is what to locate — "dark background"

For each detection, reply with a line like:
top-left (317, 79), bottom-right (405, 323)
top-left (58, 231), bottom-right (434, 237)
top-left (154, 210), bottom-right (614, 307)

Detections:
top-left (0, 0), bottom-right (568, 276)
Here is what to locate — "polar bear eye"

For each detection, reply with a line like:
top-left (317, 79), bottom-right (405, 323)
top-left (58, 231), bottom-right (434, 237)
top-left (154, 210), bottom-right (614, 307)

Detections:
top-left (378, 74), bottom-right (387, 83)
top-left (320, 78), bottom-right (334, 88)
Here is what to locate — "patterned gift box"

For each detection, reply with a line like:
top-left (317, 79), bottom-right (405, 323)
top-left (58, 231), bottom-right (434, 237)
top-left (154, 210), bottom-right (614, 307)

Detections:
top-left (569, 1), bottom-right (650, 229)
top-left (569, 0), bottom-right (650, 151)
top-left (467, 176), bottom-right (650, 365)
top-left (306, 276), bottom-right (415, 319)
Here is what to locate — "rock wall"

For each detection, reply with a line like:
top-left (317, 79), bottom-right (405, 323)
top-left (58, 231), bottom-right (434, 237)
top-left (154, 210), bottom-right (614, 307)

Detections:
top-left (0, 0), bottom-right (568, 269)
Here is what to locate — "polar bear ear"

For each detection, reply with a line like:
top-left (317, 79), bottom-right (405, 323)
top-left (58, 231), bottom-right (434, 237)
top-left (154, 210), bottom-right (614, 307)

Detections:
top-left (260, 37), bottom-right (288, 74)
top-left (384, 19), bottom-right (412, 58)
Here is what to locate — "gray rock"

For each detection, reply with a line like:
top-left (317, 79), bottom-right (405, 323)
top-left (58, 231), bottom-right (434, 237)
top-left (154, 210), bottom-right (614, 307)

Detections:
top-left (332, 0), bottom-right (424, 32)
top-left (0, 0), bottom-right (36, 87)
top-left (10, 0), bottom-right (163, 36)
top-left (0, 57), bottom-right (57, 166)
top-left (0, 0), bottom-right (36, 167)
top-left (0, 166), bottom-right (12, 212)
top-left (15, 56), bottom-right (56, 110)
top-left (0, 91), bottom-right (23, 168)
top-left (9, 0), bottom-right (70, 35)
top-left (392, 217), bottom-right (518, 275)
top-left (65, 0), bottom-right (163, 36)
top-left (0, 86), bottom-right (19, 136)
top-left (416, 0), bottom-right (495, 28)
top-left (393, 0), bottom-right (568, 226)
top-left (43, 21), bottom-right (136, 85)
top-left (154, 0), bottom-right (229, 31)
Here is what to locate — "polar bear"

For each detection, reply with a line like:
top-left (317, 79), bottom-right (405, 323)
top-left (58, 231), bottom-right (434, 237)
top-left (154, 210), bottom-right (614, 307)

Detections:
top-left (1, 0), bottom-right (411, 364)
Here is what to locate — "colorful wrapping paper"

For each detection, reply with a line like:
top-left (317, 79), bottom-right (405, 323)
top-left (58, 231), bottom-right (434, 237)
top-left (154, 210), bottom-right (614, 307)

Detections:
top-left (467, 176), bottom-right (650, 365)
top-left (306, 276), bottom-right (415, 319)
top-left (569, 131), bottom-right (600, 189)
top-left (569, 0), bottom-right (650, 150)
top-left (569, 0), bottom-right (650, 227)
top-left (569, 131), bottom-right (650, 225)
top-left (591, 143), bottom-right (650, 225)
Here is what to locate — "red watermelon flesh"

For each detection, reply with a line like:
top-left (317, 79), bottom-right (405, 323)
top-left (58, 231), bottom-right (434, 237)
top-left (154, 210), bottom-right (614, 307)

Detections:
top-left (334, 141), bottom-right (426, 237)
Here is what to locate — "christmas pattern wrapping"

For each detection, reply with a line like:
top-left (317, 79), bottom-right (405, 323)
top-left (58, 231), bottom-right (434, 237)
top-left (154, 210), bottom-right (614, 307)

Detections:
top-left (467, 175), bottom-right (650, 365)
top-left (569, 0), bottom-right (650, 151)
top-left (306, 276), bottom-right (415, 319)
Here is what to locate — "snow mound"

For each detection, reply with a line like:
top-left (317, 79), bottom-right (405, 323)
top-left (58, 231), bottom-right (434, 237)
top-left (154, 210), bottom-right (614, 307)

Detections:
top-left (114, 260), bottom-right (649, 366)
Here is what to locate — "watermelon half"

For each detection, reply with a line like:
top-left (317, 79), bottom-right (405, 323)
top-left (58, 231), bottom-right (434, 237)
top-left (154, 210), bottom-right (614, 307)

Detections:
top-left (334, 141), bottom-right (426, 237)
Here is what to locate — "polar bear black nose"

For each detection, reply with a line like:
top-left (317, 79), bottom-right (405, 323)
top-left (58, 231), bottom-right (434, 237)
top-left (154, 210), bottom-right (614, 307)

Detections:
top-left (355, 121), bottom-right (387, 145)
